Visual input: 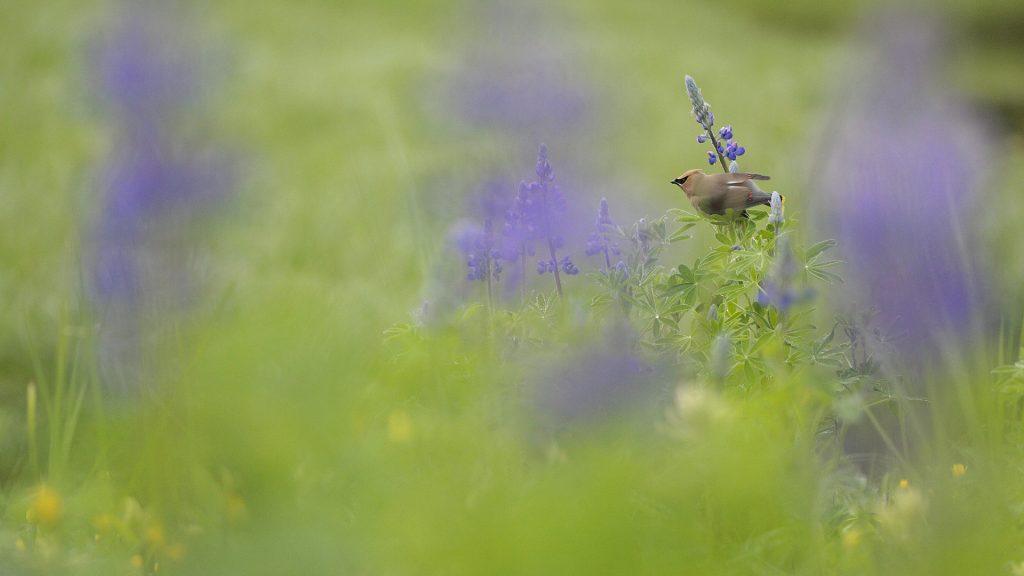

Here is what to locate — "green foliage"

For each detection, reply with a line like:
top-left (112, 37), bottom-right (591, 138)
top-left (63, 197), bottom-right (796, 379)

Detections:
top-left (2, 0), bottom-right (1024, 574)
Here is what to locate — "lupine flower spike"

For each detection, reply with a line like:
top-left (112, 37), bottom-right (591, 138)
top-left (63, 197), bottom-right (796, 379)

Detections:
top-left (586, 198), bottom-right (621, 271)
top-left (685, 75), bottom-right (728, 172)
top-left (768, 191), bottom-right (784, 230)
top-left (505, 144), bottom-right (576, 296)
top-left (457, 218), bottom-right (504, 308)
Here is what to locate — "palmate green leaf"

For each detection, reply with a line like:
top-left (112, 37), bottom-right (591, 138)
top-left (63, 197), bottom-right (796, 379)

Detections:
top-left (669, 227), bottom-right (695, 242)
top-left (383, 322), bottom-right (417, 342)
top-left (660, 281), bottom-right (692, 298)
top-left (663, 300), bottom-right (693, 316)
top-left (718, 282), bottom-right (750, 300)
top-left (669, 208), bottom-right (703, 222)
top-left (805, 266), bottom-right (843, 284)
top-left (675, 263), bottom-right (695, 283)
top-left (805, 238), bottom-right (837, 261)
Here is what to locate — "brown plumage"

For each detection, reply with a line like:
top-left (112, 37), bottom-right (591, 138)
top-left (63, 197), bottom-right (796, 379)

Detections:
top-left (670, 169), bottom-right (773, 217)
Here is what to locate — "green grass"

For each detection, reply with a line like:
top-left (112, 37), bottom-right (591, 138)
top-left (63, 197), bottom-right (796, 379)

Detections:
top-left (2, 0), bottom-right (1024, 574)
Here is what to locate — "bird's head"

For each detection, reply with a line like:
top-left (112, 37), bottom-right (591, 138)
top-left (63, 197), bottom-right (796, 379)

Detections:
top-left (670, 169), bottom-right (704, 196)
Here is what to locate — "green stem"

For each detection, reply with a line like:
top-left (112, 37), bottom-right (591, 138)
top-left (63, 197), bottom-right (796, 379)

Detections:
top-left (706, 128), bottom-right (729, 172)
top-left (520, 247), bottom-right (527, 305)
top-left (485, 258), bottom-right (494, 318)
top-left (547, 240), bottom-right (563, 297)
top-left (27, 383), bottom-right (38, 479)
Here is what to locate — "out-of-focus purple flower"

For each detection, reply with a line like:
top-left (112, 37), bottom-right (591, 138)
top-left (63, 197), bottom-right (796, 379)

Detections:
top-left (696, 134), bottom-right (707, 144)
top-left (457, 219), bottom-right (503, 282)
top-left (585, 198), bottom-right (621, 270)
top-left (506, 144), bottom-right (574, 294)
top-left (98, 4), bottom-right (199, 137)
top-left (537, 256), bottom-right (578, 276)
top-left (707, 152), bottom-right (717, 166)
top-left (92, 9), bottom-right (230, 307)
top-left (813, 11), bottom-right (992, 370)
top-left (446, 0), bottom-right (591, 140)
top-left (560, 256), bottom-right (579, 275)
top-left (614, 260), bottom-right (629, 278)
top-left (90, 4), bottom-right (232, 392)
top-left (533, 327), bottom-right (656, 429)
top-left (757, 240), bottom-right (811, 313)
top-left (718, 125), bottom-right (733, 140)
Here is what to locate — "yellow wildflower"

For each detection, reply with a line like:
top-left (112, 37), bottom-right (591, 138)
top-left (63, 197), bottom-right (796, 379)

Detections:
top-left (27, 485), bottom-right (63, 528)
top-left (877, 486), bottom-right (925, 541)
top-left (93, 513), bottom-right (116, 533)
top-left (388, 410), bottom-right (414, 443)
top-left (165, 543), bottom-right (186, 561)
top-left (951, 463), bottom-right (967, 477)
top-left (144, 524), bottom-right (166, 549)
top-left (898, 479), bottom-right (909, 490)
top-left (226, 492), bottom-right (248, 523)
top-left (841, 528), bottom-right (862, 549)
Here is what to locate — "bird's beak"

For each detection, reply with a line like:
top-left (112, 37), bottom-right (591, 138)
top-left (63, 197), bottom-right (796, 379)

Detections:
top-left (670, 179), bottom-right (681, 185)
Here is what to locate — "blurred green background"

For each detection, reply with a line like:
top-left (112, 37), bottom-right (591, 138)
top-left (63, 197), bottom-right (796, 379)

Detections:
top-left (2, 0), bottom-right (1024, 573)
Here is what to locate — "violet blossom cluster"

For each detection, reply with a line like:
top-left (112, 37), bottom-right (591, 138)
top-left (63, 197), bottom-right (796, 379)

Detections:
top-left (757, 240), bottom-right (811, 314)
top-left (686, 75), bottom-right (750, 169)
top-left (459, 144), bottom-right (579, 297)
top-left (458, 219), bottom-right (503, 282)
top-left (585, 198), bottom-right (621, 271)
top-left (90, 5), bottom-right (232, 392)
top-left (813, 12), bottom-right (992, 374)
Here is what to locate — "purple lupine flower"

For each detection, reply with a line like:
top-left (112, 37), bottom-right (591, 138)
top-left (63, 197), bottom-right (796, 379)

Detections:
top-left (447, 0), bottom-right (591, 139)
top-left (757, 240), bottom-right (811, 313)
top-left (506, 144), bottom-right (574, 295)
top-left (585, 198), bottom-right (621, 271)
top-left (98, 4), bottom-right (199, 138)
top-left (90, 4), bottom-right (232, 392)
top-left (92, 8), bottom-right (230, 307)
top-left (614, 260), bottom-right (629, 279)
top-left (532, 327), bottom-right (656, 429)
top-left (686, 76), bottom-right (750, 171)
top-left (457, 219), bottom-right (503, 282)
top-left (813, 12), bottom-right (992, 372)
top-left (685, 75), bottom-right (714, 129)
top-left (768, 191), bottom-right (784, 229)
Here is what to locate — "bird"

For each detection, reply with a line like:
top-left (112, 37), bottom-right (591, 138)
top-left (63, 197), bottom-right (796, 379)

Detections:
top-left (670, 169), bottom-right (774, 217)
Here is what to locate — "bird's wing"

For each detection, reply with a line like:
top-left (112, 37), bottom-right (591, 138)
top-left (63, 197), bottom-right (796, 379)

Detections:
top-left (725, 185), bottom-right (773, 211)
top-left (724, 172), bottom-right (770, 184)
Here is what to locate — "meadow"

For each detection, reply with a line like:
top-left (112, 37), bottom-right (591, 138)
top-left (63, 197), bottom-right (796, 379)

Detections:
top-left (3, 0), bottom-right (1024, 574)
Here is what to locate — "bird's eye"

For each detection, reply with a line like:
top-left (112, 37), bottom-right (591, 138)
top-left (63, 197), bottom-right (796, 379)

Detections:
top-left (680, 176), bottom-right (689, 183)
